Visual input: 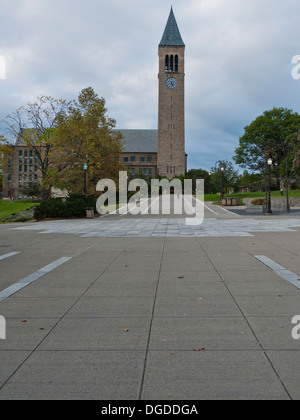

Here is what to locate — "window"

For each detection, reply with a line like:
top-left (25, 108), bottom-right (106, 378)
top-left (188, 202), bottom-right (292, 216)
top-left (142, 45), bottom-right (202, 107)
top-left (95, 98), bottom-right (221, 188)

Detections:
top-left (165, 55), bottom-right (169, 72)
top-left (131, 168), bottom-right (135, 175)
top-left (19, 165), bottom-right (22, 173)
top-left (124, 157), bottom-right (129, 163)
top-left (140, 157), bottom-right (145, 162)
top-left (139, 168), bottom-right (143, 175)
top-left (131, 156), bottom-right (135, 162)
top-left (19, 150), bottom-right (23, 164)
top-left (149, 168), bottom-right (152, 176)
top-left (24, 165), bottom-right (27, 173)
top-left (175, 55), bottom-right (179, 72)
top-left (170, 55), bottom-right (174, 72)
top-left (147, 157), bottom-right (152, 163)
top-left (144, 168), bottom-right (148, 176)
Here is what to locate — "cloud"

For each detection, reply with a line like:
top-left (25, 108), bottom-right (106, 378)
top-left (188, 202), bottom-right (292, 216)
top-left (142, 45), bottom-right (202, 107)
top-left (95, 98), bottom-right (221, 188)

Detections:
top-left (1, 0), bottom-right (300, 171)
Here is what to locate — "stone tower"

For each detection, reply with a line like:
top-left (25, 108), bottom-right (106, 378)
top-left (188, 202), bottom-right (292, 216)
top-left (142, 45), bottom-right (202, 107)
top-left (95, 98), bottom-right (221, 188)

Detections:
top-left (157, 7), bottom-right (186, 178)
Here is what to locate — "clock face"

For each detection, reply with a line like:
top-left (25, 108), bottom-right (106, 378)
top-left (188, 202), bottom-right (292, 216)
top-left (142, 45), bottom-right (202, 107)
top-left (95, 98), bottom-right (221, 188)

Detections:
top-left (166, 77), bottom-right (177, 89)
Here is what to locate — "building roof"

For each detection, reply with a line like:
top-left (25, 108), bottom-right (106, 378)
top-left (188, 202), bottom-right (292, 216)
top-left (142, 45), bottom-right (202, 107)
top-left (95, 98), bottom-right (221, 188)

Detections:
top-left (159, 7), bottom-right (185, 47)
top-left (119, 129), bottom-right (158, 153)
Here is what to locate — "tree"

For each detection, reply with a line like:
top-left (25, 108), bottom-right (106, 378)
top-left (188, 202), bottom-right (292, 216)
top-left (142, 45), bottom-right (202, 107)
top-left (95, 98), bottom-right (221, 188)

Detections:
top-left (185, 169), bottom-right (211, 194)
top-left (3, 96), bottom-right (70, 199)
top-left (50, 87), bottom-right (125, 195)
top-left (234, 107), bottom-right (300, 211)
top-left (210, 160), bottom-right (241, 194)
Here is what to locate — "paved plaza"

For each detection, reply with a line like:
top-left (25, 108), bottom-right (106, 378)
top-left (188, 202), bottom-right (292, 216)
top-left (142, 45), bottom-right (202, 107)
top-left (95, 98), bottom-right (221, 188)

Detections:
top-left (1, 202), bottom-right (300, 400)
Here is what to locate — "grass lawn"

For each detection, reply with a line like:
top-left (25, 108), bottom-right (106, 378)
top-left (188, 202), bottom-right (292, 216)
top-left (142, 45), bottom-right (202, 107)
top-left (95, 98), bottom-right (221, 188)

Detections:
top-left (204, 190), bottom-right (300, 205)
top-left (0, 201), bottom-right (39, 220)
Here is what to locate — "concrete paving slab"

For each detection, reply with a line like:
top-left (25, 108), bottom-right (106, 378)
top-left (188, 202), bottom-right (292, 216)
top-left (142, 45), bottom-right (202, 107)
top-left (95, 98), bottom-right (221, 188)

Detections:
top-left (0, 318), bottom-right (60, 350)
top-left (141, 351), bottom-right (289, 400)
top-left (247, 317), bottom-right (300, 350)
top-left (65, 296), bottom-right (154, 318)
top-left (0, 351), bottom-right (145, 400)
top-left (0, 297), bottom-right (77, 318)
top-left (148, 317), bottom-right (260, 350)
top-left (38, 317), bottom-right (151, 351)
top-left (234, 295), bottom-right (300, 317)
top-left (154, 296), bottom-right (241, 318)
top-left (0, 351), bottom-right (32, 388)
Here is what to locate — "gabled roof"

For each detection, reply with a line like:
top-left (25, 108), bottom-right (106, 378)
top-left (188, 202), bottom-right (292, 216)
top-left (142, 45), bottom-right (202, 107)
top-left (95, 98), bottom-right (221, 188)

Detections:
top-left (118, 129), bottom-right (158, 153)
top-left (159, 7), bottom-right (185, 47)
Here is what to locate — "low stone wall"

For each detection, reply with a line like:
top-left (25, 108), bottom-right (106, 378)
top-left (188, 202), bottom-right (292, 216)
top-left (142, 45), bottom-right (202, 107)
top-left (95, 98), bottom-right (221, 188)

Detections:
top-left (243, 197), bottom-right (300, 207)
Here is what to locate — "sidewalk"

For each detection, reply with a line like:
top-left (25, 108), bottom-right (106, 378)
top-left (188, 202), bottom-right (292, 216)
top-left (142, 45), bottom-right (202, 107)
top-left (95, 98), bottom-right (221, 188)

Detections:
top-left (0, 220), bottom-right (300, 400)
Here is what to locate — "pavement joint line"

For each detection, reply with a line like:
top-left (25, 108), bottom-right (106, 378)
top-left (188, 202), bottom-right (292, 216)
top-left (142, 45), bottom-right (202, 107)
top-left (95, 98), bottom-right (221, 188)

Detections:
top-left (0, 252), bottom-right (20, 261)
top-left (255, 255), bottom-right (300, 290)
top-left (194, 197), bottom-right (219, 215)
top-left (0, 257), bottom-right (73, 303)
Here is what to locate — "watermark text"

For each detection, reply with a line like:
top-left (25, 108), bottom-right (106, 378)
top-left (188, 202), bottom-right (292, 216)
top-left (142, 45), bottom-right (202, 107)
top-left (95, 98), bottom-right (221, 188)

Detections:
top-left (0, 316), bottom-right (6, 340)
top-left (292, 55), bottom-right (300, 80)
top-left (292, 315), bottom-right (300, 340)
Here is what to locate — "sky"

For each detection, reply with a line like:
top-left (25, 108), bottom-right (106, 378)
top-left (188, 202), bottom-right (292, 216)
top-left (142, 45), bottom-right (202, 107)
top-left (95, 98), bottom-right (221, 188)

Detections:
top-left (1, 0), bottom-right (300, 171)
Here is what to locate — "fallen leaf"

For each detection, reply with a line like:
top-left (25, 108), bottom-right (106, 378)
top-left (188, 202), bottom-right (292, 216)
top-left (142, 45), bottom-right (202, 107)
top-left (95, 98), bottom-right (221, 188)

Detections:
top-left (22, 320), bottom-right (27, 323)
top-left (124, 329), bottom-right (129, 332)
top-left (194, 347), bottom-right (205, 352)
top-left (177, 276), bottom-right (184, 279)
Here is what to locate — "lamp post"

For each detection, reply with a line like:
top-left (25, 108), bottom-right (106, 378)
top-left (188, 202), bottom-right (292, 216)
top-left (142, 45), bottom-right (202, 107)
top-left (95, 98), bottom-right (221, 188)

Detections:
top-left (220, 166), bottom-right (225, 198)
top-left (266, 158), bottom-right (272, 215)
top-left (83, 164), bottom-right (88, 195)
top-left (215, 161), bottom-right (225, 198)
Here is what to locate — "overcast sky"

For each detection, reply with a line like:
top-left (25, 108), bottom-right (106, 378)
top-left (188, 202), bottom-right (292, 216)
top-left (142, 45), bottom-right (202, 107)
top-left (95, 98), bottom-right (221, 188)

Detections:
top-left (1, 0), bottom-right (300, 171)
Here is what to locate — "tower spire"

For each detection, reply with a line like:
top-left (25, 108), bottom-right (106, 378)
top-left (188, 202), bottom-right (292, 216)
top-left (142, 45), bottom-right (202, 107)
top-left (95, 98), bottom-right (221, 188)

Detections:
top-left (159, 7), bottom-right (185, 47)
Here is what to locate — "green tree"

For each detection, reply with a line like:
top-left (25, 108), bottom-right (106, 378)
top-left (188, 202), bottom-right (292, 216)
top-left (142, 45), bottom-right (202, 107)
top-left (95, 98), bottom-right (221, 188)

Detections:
top-left (210, 160), bottom-right (241, 194)
top-left (234, 107), bottom-right (300, 211)
top-left (185, 169), bottom-right (211, 194)
top-left (50, 87), bottom-right (125, 195)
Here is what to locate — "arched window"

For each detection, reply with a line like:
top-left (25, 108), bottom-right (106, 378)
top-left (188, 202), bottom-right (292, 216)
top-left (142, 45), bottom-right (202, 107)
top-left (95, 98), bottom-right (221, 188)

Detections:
top-left (165, 55), bottom-right (169, 72)
top-left (175, 55), bottom-right (179, 72)
top-left (170, 55), bottom-right (174, 72)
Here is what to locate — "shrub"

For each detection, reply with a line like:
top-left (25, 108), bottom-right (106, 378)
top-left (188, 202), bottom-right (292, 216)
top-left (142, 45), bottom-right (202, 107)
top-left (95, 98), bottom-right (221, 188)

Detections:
top-left (34, 194), bottom-right (98, 220)
top-left (251, 198), bottom-right (266, 206)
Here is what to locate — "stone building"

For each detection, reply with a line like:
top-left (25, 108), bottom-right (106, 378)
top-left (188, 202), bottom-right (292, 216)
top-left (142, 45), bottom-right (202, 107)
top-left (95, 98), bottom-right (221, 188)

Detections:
top-left (2, 7), bottom-right (186, 199)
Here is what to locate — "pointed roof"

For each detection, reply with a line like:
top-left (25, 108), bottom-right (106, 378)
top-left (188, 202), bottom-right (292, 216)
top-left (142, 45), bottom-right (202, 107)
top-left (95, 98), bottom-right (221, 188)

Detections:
top-left (159, 7), bottom-right (185, 47)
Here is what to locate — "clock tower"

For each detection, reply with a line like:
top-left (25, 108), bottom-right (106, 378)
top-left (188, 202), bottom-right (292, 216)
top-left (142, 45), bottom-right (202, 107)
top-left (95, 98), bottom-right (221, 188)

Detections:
top-left (157, 7), bottom-right (186, 178)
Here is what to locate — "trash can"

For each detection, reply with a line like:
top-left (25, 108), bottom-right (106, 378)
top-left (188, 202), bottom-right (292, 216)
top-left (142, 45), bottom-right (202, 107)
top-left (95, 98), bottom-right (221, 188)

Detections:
top-left (221, 198), bottom-right (227, 206)
top-left (86, 208), bottom-right (95, 219)
top-left (231, 197), bottom-right (239, 206)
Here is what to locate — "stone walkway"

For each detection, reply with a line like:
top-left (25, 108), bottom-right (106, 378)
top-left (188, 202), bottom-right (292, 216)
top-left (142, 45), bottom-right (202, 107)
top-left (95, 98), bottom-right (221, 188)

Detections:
top-left (13, 217), bottom-right (300, 238)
